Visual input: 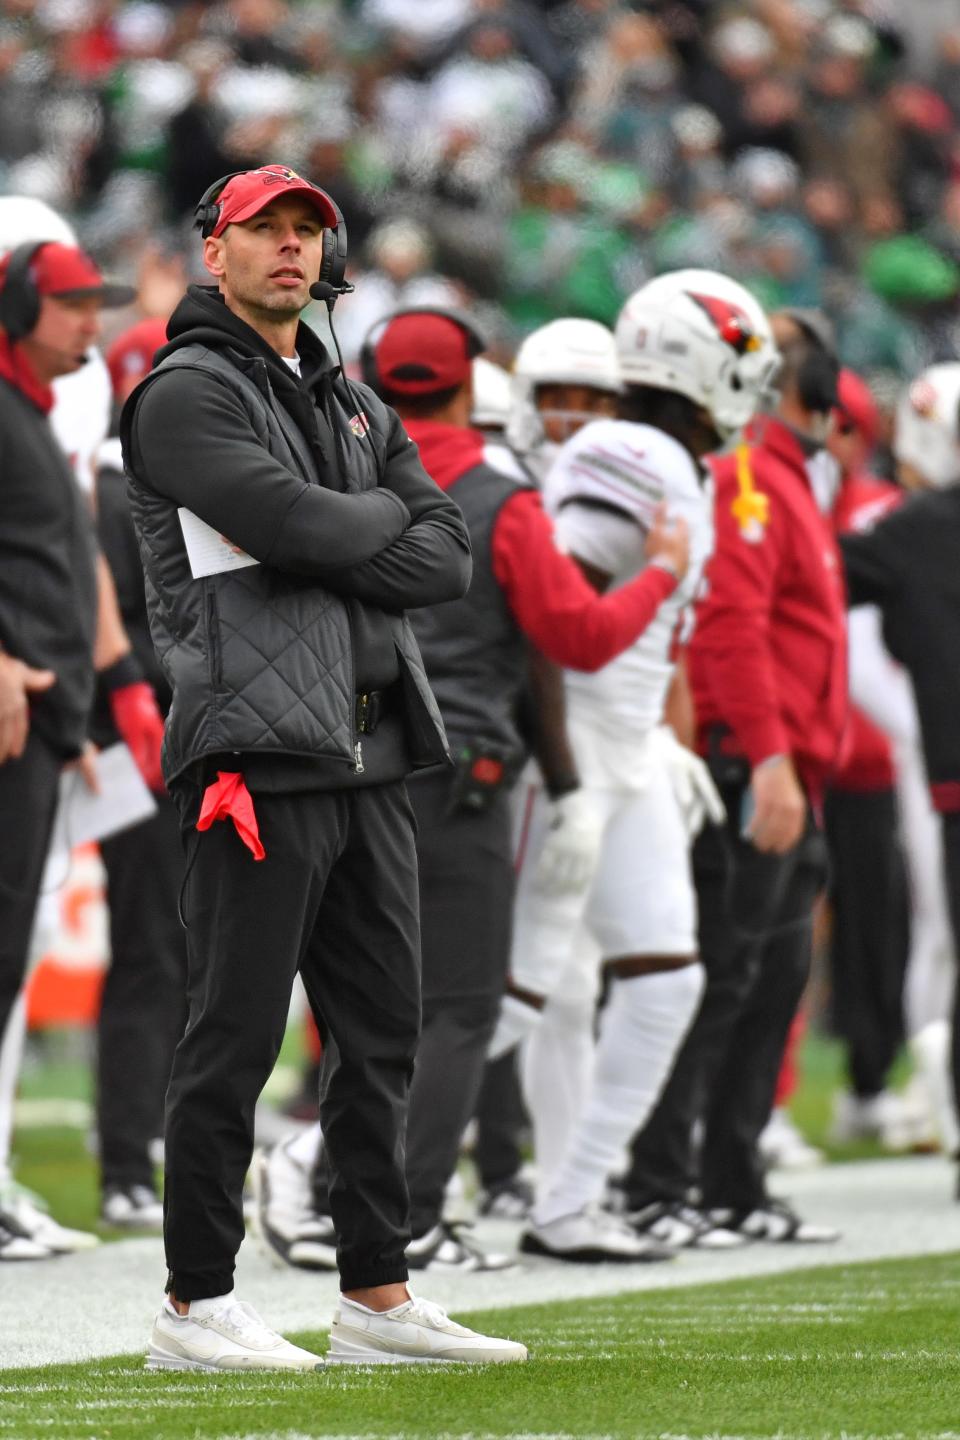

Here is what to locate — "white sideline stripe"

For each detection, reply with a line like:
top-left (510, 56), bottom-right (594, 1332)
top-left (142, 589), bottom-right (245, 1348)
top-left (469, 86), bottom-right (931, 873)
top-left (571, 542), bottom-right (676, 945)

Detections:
top-left (13, 1097), bottom-right (93, 1128)
top-left (1, 1155), bottom-right (959, 1370)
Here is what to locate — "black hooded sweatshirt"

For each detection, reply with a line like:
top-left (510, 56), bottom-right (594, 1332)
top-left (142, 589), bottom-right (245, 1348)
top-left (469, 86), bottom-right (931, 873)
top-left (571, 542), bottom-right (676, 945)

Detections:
top-left (124, 285), bottom-right (469, 795)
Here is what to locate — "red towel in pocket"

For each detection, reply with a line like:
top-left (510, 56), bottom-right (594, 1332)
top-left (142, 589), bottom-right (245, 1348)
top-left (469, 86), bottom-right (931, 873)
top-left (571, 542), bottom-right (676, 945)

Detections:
top-left (196, 771), bottom-right (266, 860)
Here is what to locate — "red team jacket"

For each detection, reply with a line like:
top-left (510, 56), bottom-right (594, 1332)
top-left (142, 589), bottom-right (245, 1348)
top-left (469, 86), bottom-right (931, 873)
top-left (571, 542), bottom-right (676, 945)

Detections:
top-left (689, 416), bottom-right (848, 798)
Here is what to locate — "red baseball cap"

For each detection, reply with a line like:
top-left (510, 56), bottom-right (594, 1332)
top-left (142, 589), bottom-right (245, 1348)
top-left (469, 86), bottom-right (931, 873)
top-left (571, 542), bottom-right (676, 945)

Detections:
top-left (834, 368), bottom-right (879, 447)
top-left (210, 165), bottom-right (339, 238)
top-left (375, 312), bottom-right (480, 395)
top-left (106, 317), bottom-right (169, 395)
top-left (29, 242), bottom-right (136, 307)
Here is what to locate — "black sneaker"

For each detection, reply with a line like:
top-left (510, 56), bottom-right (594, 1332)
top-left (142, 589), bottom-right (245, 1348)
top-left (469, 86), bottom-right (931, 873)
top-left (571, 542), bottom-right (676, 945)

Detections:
top-left (477, 1174), bottom-right (535, 1220)
top-left (101, 1184), bottom-right (164, 1230)
top-left (249, 1142), bottom-right (338, 1271)
top-left (712, 1198), bottom-right (840, 1244)
top-left (407, 1220), bottom-right (516, 1272)
top-left (629, 1200), bottom-right (747, 1250)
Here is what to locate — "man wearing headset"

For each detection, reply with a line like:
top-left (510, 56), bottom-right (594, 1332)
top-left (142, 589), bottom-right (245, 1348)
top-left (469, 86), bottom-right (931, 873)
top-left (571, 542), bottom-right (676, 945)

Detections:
top-left (120, 165), bottom-right (533, 1370)
top-left (621, 309), bottom-right (849, 1245)
top-left (841, 362), bottom-right (960, 1184)
top-left (0, 239), bottom-right (159, 1260)
top-left (252, 304), bottom-right (691, 1275)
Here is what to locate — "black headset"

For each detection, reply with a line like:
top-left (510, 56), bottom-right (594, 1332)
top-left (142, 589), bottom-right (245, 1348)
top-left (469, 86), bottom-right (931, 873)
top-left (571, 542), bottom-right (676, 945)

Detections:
top-left (779, 307), bottom-right (840, 414)
top-left (194, 170), bottom-right (351, 301)
top-left (0, 241), bottom-right (46, 341)
top-left (358, 306), bottom-right (487, 395)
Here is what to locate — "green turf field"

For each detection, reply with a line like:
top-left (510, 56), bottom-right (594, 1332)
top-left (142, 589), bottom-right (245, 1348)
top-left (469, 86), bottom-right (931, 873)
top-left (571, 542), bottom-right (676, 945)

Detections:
top-left (2, 1252), bottom-right (958, 1439)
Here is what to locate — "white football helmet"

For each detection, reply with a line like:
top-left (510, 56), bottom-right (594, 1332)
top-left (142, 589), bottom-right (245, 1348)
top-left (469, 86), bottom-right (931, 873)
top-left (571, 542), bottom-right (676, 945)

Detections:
top-left (471, 356), bottom-right (512, 434)
top-left (614, 269), bottom-right (779, 440)
top-left (0, 195), bottom-right (76, 252)
top-left (894, 363), bottom-right (960, 490)
top-left (506, 317), bottom-right (621, 457)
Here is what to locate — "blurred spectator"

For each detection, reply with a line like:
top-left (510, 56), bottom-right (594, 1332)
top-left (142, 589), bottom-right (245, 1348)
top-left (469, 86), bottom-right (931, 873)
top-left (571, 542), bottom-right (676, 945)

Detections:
top-left (323, 216), bottom-right (465, 363)
top-left (801, 14), bottom-right (900, 221)
top-left (0, 0), bottom-right (958, 460)
top-left (163, 40), bottom-right (235, 217)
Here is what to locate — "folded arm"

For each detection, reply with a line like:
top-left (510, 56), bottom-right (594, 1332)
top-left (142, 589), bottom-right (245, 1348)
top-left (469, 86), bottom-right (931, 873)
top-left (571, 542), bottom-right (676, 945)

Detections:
top-left (125, 370), bottom-right (410, 575)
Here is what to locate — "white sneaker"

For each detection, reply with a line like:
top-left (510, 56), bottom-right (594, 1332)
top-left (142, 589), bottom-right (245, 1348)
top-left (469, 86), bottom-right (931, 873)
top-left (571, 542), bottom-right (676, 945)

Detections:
top-left (250, 1142), bottom-right (338, 1271)
top-left (521, 1207), bottom-right (675, 1264)
top-left (829, 1090), bottom-right (922, 1150)
top-left (327, 1292), bottom-right (527, 1365)
top-left (0, 1182), bottom-right (99, 1253)
top-left (0, 1213), bottom-right (51, 1261)
top-left (146, 1295), bottom-right (324, 1372)
top-left (629, 1200), bottom-right (747, 1250)
top-left (102, 1184), bottom-right (164, 1229)
top-left (759, 1108), bottom-right (825, 1171)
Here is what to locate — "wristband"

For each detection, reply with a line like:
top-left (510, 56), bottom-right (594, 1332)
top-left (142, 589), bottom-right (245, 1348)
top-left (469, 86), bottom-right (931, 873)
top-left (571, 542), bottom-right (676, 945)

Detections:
top-left (98, 653), bottom-right (144, 692)
top-left (545, 774), bottom-right (581, 801)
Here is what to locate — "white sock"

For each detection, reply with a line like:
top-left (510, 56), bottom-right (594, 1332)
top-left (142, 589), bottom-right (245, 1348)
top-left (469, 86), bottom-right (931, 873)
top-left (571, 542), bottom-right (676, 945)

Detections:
top-left (910, 1020), bottom-right (960, 1154)
top-left (487, 992), bottom-right (543, 1062)
top-left (166, 1290), bottom-right (233, 1320)
top-left (522, 995), bottom-right (595, 1202)
top-left (284, 1120), bottom-right (324, 1172)
top-left (340, 1294), bottom-right (409, 1316)
top-left (535, 964), bottom-right (705, 1226)
top-left (0, 992), bottom-right (27, 1183)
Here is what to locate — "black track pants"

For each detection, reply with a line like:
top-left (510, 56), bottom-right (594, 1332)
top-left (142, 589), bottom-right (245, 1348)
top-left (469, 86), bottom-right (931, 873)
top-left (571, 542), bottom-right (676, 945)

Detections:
top-left (404, 770), bottom-right (515, 1238)
top-left (0, 733), bottom-right (62, 1041)
top-left (98, 793), bottom-right (188, 1192)
top-left (163, 781), bottom-right (420, 1300)
top-left (824, 786), bottom-right (907, 1099)
top-left (624, 789), bottom-right (826, 1213)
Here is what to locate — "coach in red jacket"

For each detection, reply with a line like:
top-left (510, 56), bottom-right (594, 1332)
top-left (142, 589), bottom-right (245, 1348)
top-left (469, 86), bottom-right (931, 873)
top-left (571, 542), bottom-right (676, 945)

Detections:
top-left (623, 310), bottom-right (848, 1244)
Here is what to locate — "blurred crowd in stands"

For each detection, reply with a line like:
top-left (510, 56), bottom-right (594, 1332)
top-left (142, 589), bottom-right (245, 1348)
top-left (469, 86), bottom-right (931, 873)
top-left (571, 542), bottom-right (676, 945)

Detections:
top-left (2, 0), bottom-right (960, 408)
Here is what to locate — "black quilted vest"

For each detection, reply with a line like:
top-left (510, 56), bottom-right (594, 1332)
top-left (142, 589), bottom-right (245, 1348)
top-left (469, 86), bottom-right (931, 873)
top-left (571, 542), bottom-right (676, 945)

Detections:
top-left (123, 344), bottom-right (448, 785)
top-left (410, 461), bottom-right (532, 767)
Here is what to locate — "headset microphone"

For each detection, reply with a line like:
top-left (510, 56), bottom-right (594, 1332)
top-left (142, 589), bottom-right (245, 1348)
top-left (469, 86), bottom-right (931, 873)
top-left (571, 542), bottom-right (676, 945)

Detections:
top-left (310, 279), bottom-right (355, 304)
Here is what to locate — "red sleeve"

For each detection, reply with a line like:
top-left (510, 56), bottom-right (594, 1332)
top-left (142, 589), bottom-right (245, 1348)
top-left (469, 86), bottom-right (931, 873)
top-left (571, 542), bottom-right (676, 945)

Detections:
top-left (694, 466), bottom-right (789, 766)
top-left (491, 489), bottom-right (677, 673)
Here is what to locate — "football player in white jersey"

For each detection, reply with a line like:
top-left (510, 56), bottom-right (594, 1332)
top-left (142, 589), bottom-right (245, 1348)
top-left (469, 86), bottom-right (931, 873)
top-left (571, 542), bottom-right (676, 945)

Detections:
top-left (505, 318), bottom-right (622, 487)
top-left (489, 270), bottom-right (780, 1262)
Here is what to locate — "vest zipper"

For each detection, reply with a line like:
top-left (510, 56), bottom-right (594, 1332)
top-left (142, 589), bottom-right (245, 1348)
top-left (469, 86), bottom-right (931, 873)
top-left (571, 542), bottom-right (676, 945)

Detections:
top-left (205, 582), bottom-right (222, 685)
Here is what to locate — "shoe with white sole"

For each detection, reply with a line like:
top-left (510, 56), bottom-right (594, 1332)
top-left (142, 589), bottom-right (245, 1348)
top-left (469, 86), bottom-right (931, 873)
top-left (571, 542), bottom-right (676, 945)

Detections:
top-left (712, 1198), bottom-right (840, 1244)
top-left (327, 1292), bottom-right (527, 1365)
top-left (629, 1200), bottom-right (747, 1250)
top-left (102, 1184), bottom-right (164, 1230)
top-left (407, 1220), bottom-right (515, 1272)
top-left (146, 1294), bottom-right (324, 1372)
top-left (0, 1182), bottom-right (99, 1253)
top-left (250, 1142), bottom-right (338, 1271)
top-left (0, 1212), bottom-right (52, 1261)
top-left (477, 1173), bottom-right (535, 1220)
top-left (521, 1206), bottom-right (675, 1263)
top-left (759, 1107), bottom-right (825, 1171)
top-left (829, 1090), bottom-right (926, 1151)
